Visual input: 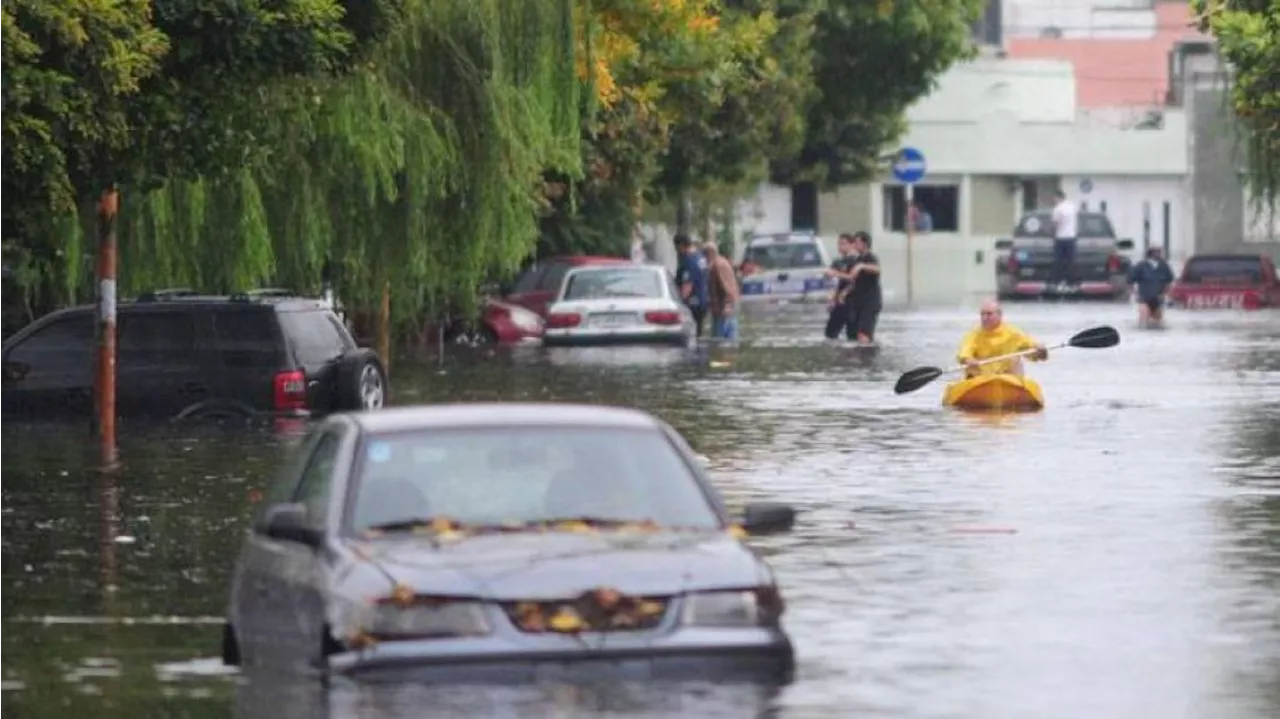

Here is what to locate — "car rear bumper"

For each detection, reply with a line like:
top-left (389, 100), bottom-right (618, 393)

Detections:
top-left (543, 329), bottom-right (689, 346)
top-left (998, 275), bottom-right (1126, 298)
top-left (329, 628), bottom-right (794, 683)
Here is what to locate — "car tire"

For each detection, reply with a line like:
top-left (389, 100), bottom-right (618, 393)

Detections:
top-left (333, 349), bottom-right (388, 412)
top-left (452, 324), bottom-right (499, 347)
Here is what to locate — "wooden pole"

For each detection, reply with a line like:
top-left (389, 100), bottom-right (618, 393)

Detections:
top-left (378, 280), bottom-right (391, 378)
top-left (95, 187), bottom-right (120, 469)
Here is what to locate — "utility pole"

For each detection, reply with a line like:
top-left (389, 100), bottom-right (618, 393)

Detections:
top-left (95, 186), bottom-right (120, 469)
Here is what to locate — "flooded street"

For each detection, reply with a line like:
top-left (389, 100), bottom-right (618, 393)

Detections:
top-left (4, 302), bottom-right (1278, 718)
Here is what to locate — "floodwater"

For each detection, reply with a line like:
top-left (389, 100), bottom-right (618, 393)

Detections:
top-left (3, 301), bottom-right (1278, 718)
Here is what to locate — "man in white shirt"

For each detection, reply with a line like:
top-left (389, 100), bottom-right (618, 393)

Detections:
top-left (1050, 190), bottom-right (1079, 291)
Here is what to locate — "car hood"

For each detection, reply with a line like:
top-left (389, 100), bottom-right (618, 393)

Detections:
top-left (351, 530), bottom-right (770, 600)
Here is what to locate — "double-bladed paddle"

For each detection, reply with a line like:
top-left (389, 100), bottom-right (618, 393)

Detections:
top-left (892, 325), bottom-right (1120, 395)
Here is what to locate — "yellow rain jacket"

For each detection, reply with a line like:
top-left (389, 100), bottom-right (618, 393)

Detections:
top-left (956, 323), bottom-right (1042, 376)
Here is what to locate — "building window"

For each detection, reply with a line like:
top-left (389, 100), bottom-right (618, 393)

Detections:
top-left (1020, 179), bottom-right (1039, 212)
top-left (882, 184), bottom-right (960, 233)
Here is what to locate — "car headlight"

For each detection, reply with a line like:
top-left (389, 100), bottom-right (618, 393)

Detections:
top-left (360, 599), bottom-right (491, 640)
top-left (509, 308), bottom-right (543, 333)
top-left (681, 588), bottom-right (784, 628)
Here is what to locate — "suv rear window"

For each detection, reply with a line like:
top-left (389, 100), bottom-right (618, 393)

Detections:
top-left (1182, 257), bottom-right (1264, 284)
top-left (1016, 213), bottom-right (1114, 238)
top-left (278, 310), bottom-right (353, 365)
top-left (744, 241), bottom-right (823, 269)
top-left (212, 308), bottom-right (285, 369)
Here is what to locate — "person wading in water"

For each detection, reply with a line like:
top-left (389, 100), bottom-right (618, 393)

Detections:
top-left (842, 232), bottom-right (882, 346)
top-left (823, 234), bottom-right (858, 340)
top-left (1128, 246), bottom-right (1175, 327)
top-left (673, 235), bottom-right (710, 338)
top-left (703, 241), bottom-right (740, 340)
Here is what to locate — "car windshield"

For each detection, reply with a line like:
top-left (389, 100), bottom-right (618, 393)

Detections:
top-left (1182, 257), bottom-right (1264, 284)
top-left (743, 241), bottom-right (823, 269)
top-left (348, 426), bottom-right (720, 533)
top-left (1015, 213), bottom-right (1114, 238)
top-left (562, 268), bottom-right (663, 301)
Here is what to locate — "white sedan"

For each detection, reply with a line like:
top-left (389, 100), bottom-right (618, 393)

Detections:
top-left (543, 264), bottom-right (696, 346)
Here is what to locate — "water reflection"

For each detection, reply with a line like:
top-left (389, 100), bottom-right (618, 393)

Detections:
top-left (3, 303), bottom-right (1279, 718)
top-left (230, 676), bottom-right (783, 719)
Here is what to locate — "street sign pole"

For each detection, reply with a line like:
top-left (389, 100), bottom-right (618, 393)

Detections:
top-left (891, 147), bottom-right (927, 307)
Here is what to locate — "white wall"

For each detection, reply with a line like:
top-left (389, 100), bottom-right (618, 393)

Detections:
top-left (732, 183), bottom-right (792, 236)
top-left (908, 58), bottom-right (1077, 124)
top-left (1005, 0), bottom-right (1158, 40)
top-left (1059, 174), bottom-right (1192, 264)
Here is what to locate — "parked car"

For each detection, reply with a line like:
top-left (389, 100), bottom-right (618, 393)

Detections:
top-left (542, 264), bottom-right (695, 347)
top-left (995, 210), bottom-right (1134, 300)
top-left (1167, 253), bottom-right (1280, 309)
top-left (221, 403), bottom-right (798, 680)
top-left (444, 297), bottom-right (544, 347)
top-left (737, 232), bottom-right (835, 303)
top-left (1, 289), bottom-right (387, 422)
top-left (504, 255), bottom-right (631, 318)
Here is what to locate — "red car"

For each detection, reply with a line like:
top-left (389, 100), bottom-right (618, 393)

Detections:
top-left (1167, 253), bottom-right (1280, 310)
top-left (446, 297), bottom-right (544, 346)
top-left (503, 255), bottom-right (632, 317)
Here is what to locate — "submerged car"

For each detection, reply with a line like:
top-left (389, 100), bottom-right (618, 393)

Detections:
top-left (542, 264), bottom-right (695, 346)
top-left (222, 403), bottom-right (798, 681)
top-left (737, 232), bottom-right (835, 303)
top-left (1167, 253), bottom-right (1280, 310)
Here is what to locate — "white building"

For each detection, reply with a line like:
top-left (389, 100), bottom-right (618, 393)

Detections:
top-left (733, 55), bottom-right (1189, 305)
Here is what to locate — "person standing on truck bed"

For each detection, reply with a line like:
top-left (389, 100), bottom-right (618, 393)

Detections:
top-left (1050, 189), bottom-right (1079, 292)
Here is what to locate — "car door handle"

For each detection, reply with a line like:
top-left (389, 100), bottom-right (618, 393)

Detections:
top-left (179, 382), bottom-right (208, 396)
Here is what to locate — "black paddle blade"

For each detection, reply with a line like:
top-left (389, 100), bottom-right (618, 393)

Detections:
top-left (894, 366), bottom-right (944, 395)
top-left (1067, 325), bottom-right (1121, 349)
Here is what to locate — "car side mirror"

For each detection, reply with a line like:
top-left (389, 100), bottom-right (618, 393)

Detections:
top-left (260, 503), bottom-right (323, 548)
top-left (1117, 239), bottom-right (1135, 251)
top-left (994, 238), bottom-right (1013, 250)
top-left (740, 501), bottom-right (796, 536)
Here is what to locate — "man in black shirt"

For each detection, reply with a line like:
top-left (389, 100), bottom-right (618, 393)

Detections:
top-left (823, 233), bottom-right (857, 340)
top-left (845, 232), bottom-right (882, 345)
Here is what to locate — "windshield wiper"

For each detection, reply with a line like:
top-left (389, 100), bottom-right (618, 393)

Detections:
top-left (362, 517), bottom-right (452, 533)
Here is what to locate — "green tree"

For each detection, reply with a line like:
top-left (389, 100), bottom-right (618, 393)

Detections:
top-left (1194, 0), bottom-right (1280, 208)
top-left (776, 0), bottom-right (985, 187)
top-left (2, 0), bottom-right (397, 315)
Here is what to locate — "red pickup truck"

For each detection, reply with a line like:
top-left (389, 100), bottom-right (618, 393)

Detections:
top-left (1167, 254), bottom-right (1280, 310)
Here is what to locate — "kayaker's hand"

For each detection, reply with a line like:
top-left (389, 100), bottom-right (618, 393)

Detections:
top-left (1032, 345), bottom-right (1048, 360)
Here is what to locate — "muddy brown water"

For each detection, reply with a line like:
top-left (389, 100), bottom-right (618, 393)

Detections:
top-left (3, 302), bottom-right (1278, 718)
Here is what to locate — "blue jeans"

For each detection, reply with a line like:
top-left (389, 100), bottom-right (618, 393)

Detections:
top-left (1053, 238), bottom-right (1077, 284)
top-left (712, 314), bottom-right (738, 340)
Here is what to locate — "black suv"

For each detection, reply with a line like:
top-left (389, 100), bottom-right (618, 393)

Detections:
top-left (1, 290), bottom-right (387, 422)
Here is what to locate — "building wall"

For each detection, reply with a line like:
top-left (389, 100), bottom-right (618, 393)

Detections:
top-left (1183, 53), bottom-right (1280, 260)
top-left (1004, 0), bottom-right (1159, 41)
top-left (1059, 174), bottom-right (1192, 263)
top-left (816, 184), bottom-right (873, 238)
top-left (970, 175), bottom-right (1019, 235)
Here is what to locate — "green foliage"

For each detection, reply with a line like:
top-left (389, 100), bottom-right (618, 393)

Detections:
top-left (777, 0), bottom-right (986, 186)
top-left (1194, 0), bottom-right (1280, 208)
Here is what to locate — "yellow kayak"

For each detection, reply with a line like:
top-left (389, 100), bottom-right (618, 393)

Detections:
top-left (942, 374), bottom-right (1044, 412)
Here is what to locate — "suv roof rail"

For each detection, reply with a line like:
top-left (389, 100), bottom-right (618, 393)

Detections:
top-left (137, 288), bottom-right (200, 302)
top-left (229, 288), bottom-right (297, 303)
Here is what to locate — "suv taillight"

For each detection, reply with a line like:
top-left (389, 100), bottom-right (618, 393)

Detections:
top-left (273, 370), bottom-right (308, 412)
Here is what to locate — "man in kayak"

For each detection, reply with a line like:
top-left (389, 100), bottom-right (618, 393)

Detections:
top-left (1128, 246), bottom-right (1175, 326)
top-left (956, 300), bottom-right (1048, 377)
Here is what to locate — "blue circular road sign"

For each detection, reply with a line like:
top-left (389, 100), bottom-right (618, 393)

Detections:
top-left (892, 147), bottom-right (927, 184)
